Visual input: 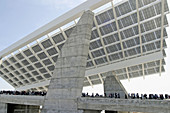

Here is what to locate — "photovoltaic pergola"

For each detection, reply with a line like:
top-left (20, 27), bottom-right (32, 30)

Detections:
top-left (0, 0), bottom-right (169, 91)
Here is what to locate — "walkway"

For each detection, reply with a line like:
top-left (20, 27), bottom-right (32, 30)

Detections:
top-left (0, 95), bottom-right (170, 113)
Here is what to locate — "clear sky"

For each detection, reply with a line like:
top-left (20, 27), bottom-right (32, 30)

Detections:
top-left (0, 0), bottom-right (170, 95)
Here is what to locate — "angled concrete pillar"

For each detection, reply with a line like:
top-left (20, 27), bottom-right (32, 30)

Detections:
top-left (0, 102), bottom-right (7, 113)
top-left (104, 72), bottom-right (127, 113)
top-left (104, 72), bottom-right (127, 98)
top-left (41, 10), bottom-right (94, 113)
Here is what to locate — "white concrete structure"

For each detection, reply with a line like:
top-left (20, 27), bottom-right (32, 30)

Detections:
top-left (78, 97), bottom-right (170, 113)
top-left (0, 95), bottom-right (44, 106)
top-left (0, 95), bottom-right (170, 113)
top-left (41, 10), bottom-right (94, 113)
top-left (0, 0), bottom-right (169, 113)
top-left (0, 0), bottom-right (169, 91)
top-left (104, 72), bottom-right (128, 98)
top-left (0, 102), bottom-right (7, 113)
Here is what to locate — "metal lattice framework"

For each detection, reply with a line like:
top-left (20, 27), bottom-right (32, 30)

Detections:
top-left (0, 0), bottom-right (169, 91)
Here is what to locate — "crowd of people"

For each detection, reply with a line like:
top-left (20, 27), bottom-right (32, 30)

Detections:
top-left (1, 90), bottom-right (170, 100)
top-left (82, 92), bottom-right (170, 100)
top-left (0, 90), bottom-right (47, 96)
top-left (82, 93), bottom-right (103, 97)
top-left (127, 93), bottom-right (170, 100)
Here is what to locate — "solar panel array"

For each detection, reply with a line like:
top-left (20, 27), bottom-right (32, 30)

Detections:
top-left (0, 0), bottom-right (169, 91)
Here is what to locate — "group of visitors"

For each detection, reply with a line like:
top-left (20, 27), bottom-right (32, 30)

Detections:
top-left (0, 90), bottom-right (47, 96)
top-left (82, 93), bottom-right (121, 98)
top-left (82, 93), bottom-right (103, 97)
top-left (1, 90), bottom-right (169, 100)
top-left (128, 93), bottom-right (170, 100)
top-left (82, 92), bottom-right (170, 100)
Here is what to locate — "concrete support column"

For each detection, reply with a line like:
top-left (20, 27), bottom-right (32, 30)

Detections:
top-left (0, 102), bottom-right (7, 113)
top-left (104, 72), bottom-right (127, 98)
top-left (104, 72), bottom-right (127, 113)
top-left (41, 10), bottom-right (94, 113)
top-left (83, 110), bottom-right (101, 113)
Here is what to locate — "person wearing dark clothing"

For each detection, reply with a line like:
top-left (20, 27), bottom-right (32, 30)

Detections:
top-left (118, 93), bottom-right (120, 98)
top-left (154, 94), bottom-right (158, 99)
top-left (115, 93), bottom-right (117, 98)
top-left (165, 94), bottom-right (168, 99)
top-left (125, 94), bottom-right (127, 99)
top-left (160, 94), bottom-right (164, 100)
top-left (144, 94), bottom-right (147, 99)
top-left (91, 93), bottom-right (94, 97)
top-left (136, 93), bottom-right (139, 99)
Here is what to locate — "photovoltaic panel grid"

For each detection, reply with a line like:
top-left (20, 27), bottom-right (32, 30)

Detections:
top-left (0, 0), bottom-right (169, 91)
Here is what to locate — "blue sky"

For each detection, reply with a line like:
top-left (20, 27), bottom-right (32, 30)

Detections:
top-left (0, 0), bottom-right (86, 90)
top-left (0, 0), bottom-right (85, 51)
top-left (0, 0), bottom-right (170, 95)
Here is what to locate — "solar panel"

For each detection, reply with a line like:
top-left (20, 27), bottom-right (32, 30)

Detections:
top-left (0, 0), bottom-right (169, 91)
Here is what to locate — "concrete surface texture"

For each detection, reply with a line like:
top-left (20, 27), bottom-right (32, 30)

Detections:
top-left (0, 95), bottom-right (44, 106)
top-left (0, 102), bottom-right (7, 113)
top-left (41, 10), bottom-right (94, 113)
top-left (1, 95), bottom-right (170, 113)
top-left (104, 72), bottom-right (127, 98)
top-left (104, 72), bottom-right (127, 113)
top-left (78, 97), bottom-right (170, 113)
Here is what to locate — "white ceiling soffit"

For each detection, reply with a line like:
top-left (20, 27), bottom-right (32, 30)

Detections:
top-left (0, 0), bottom-right (112, 58)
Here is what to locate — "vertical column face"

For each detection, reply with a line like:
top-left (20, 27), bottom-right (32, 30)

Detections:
top-left (104, 72), bottom-right (127, 113)
top-left (104, 72), bottom-right (127, 98)
top-left (0, 102), bottom-right (7, 113)
top-left (42, 10), bottom-right (94, 113)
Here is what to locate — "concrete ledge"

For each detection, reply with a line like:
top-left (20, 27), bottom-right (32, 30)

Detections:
top-left (0, 95), bottom-right (44, 106)
top-left (77, 97), bottom-right (170, 113)
top-left (1, 95), bottom-right (170, 113)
